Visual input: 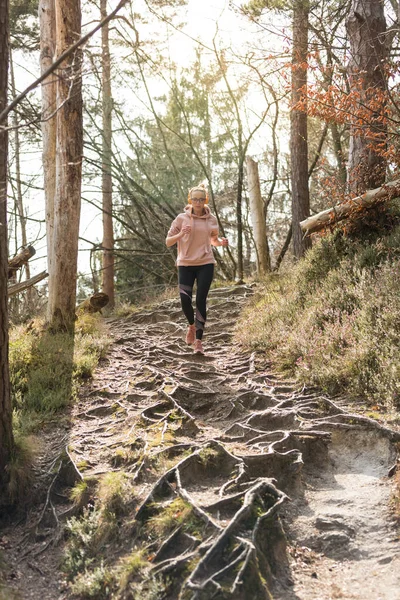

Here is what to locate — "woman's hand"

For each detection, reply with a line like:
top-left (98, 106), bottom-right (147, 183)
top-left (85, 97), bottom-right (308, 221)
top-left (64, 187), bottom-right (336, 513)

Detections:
top-left (181, 225), bottom-right (192, 236)
top-left (220, 237), bottom-right (229, 247)
top-left (166, 226), bottom-right (191, 247)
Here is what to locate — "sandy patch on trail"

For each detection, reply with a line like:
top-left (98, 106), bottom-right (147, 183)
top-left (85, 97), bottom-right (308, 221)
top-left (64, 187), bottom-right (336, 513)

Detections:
top-left (279, 429), bottom-right (400, 600)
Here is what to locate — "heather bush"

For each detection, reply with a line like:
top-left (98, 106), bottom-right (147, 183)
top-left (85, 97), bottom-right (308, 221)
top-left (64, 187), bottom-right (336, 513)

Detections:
top-left (237, 225), bottom-right (400, 408)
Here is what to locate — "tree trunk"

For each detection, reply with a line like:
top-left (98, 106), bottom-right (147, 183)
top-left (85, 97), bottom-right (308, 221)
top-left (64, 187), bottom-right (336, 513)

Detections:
top-left (8, 271), bottom-right (48, 297)
top-left (330, 122), bottom-right (347, 187)
top-left (39, 0), bottom-right (57, 284)
top-left (8, 245), bottom-right (35, 278)
top-left (47, 0), bottom-right (83, 331)
top-left (300, 179), bottom-right (400, 235)
top-left (0, 0), bottom-right (14, 499)
top-left (290, 0), bottom-right (310, 259)
top-left (273, 223), bottom-right (292, 272)
top-left (10, 50), bottom-right (31, 282)
top-left (100, 0), bottom-right (115, 309)
top-left (246, 156), bottom-right (271, 275)
top-left (346, 0), bottom-right (387, 194)
top-left (236, 158), bottom-right (244, 282)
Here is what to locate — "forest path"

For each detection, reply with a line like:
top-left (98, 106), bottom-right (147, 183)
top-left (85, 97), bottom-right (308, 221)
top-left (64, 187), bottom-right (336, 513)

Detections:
top-left (3, 284), bottom-right (400, 599)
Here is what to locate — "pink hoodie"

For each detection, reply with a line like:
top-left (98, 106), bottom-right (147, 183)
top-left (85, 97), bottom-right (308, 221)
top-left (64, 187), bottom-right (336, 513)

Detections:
top-left (168, 205), bottom-right (219, 266)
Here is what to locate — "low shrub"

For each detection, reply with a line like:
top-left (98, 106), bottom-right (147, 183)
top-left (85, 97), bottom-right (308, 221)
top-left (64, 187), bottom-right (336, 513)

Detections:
top-left (237, 226), bottom-right (400, 408)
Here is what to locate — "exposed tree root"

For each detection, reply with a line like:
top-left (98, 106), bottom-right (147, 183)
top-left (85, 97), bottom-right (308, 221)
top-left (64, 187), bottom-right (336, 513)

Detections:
top-left (10, 284), bottom-right (399, 600)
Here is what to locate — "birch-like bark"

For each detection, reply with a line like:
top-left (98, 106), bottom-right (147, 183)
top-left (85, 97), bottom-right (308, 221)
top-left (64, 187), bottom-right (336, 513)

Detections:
top-left (300, 179), bottom-right (400, 235)
top-left (246, 156), bottom-right (271, 275)
top-left (47, 0), bottom-right (83, 330)
top-left (39, 0), bottom-right (56, 283)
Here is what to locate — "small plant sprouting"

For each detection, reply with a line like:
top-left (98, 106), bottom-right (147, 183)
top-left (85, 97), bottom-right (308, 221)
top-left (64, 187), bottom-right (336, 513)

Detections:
top-left (198, 446), bottom-right (220, 466)
top-left (117, 548), bottom-right (149, 593)
top-left (69, 561), bottom-right (114, 599)
top-left (97, 471), bottom-right (134, 517)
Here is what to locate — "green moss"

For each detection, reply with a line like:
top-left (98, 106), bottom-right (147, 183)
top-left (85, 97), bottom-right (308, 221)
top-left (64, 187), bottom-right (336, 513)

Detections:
top-left (146, 497), bottom-right (204, 539)
top-left (117, 548), bottom-right (149, 593)
top-left (6, 434), bottom-right (35, 504)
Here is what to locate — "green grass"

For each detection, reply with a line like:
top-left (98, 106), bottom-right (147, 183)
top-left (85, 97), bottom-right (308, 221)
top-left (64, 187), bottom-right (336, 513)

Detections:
top-left (69, 562), bottom-right (114, 599)
top-left (116, 548), bottom-right (149, 593)
top-left (6, 434), bottom-right (36, 504)
top-left (146, 497), bottom-right (204, 539)
top-left (236, 221), bottom-right (400, 409)
top-left (10, 313), bottom-right (110, 432)
top-left (96, 471), bottom-right (135, 517)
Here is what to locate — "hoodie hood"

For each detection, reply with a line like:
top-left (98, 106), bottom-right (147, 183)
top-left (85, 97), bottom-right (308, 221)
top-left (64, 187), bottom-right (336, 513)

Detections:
top-left (184, 205), bottom-right (211, 218)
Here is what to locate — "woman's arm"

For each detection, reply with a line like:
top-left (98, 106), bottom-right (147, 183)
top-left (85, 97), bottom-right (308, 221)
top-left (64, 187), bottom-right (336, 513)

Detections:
top-left (166, 224), bottom-right (192, 247)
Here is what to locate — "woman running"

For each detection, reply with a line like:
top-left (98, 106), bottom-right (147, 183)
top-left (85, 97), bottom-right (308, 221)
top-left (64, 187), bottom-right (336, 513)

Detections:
top-left (166, 185), bottom-right (229, 354)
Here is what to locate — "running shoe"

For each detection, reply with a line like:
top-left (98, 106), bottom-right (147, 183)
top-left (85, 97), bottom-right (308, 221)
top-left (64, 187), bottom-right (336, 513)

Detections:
top-left (194, 339), bottom-right (204, 354)
top-left (185, 324), bottom-right (196, 345)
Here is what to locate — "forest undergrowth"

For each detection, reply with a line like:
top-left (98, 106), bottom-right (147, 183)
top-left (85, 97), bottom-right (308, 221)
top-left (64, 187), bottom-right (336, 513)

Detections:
top-left (237, 202), bottom-right (400, 415)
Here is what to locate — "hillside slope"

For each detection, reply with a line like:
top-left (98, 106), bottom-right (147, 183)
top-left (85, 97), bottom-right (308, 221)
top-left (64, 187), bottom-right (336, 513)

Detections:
top-left (1, 283), bottom-right (400, 600)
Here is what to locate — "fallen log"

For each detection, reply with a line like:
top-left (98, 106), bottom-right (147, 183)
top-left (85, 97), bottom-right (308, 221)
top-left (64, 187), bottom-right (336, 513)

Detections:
top-left (8, 271), bottom-right (48, 297)
top-left (76, 292), bottom-right (109, 314)
top-left (300, 179), bottom-right (400, 236)
top-left (8, 245), bottom-right (36, 279)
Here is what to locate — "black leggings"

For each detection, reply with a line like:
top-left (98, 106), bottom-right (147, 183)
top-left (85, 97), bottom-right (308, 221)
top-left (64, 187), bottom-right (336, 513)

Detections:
top-left (178, 264), bottom-right (214, 340)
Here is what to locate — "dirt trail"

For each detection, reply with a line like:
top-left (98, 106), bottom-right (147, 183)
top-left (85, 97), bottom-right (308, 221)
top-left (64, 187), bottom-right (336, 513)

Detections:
top-left (2, 284), bottom-right (400, 599)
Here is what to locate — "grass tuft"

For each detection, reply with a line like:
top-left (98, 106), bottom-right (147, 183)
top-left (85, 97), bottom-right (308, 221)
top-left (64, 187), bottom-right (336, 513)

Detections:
top-left (146, 497), bottom-right (203, 539)
top-left (96, 472), bottom-right (134, 517)
top-left (9, 314), bottom-right (110, 430)
top-left (117, 548), bottom-right (149, 593)
top-left (6, 435), bottom-right (36, 504)
top-left (69, 562), bottom-right (114, 599)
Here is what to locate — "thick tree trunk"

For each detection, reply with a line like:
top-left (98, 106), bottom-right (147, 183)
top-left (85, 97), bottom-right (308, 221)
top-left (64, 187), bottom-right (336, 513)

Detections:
top-left (346, 0), bottom-right (387, 194)
top-left (290, 0), bottom-right (310, 259)
top-left (0, 0), bottom-right (14, 498)
top-left (100, 0), bottom-right (114, 309)
top-left (39, 0), bottom-right (57, 282)
top-left (300, 179), bottom-right (400, 235)
top-left (47, 0), bottom-right (83, 331)
top-left (246, 156), bottom-right (271, 275)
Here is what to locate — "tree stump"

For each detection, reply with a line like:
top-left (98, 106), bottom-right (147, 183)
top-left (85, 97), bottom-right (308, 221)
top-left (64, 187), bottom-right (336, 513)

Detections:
top-left (76, 292), bottom-right (109, 315)
top-left (8, 246), bottom-right (36, 279)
